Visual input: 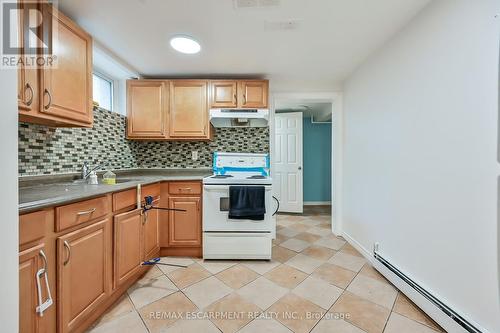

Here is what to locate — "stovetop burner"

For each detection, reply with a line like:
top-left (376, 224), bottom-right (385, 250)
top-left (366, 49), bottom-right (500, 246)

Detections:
top-left (211, 175), bottom-right (234, 179)
top-left (246, 175), bottom-right (266, 179)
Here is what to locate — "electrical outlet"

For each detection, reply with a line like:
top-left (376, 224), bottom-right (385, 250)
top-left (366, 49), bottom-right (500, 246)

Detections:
top-left (192, 151), bottom-right (198, 161)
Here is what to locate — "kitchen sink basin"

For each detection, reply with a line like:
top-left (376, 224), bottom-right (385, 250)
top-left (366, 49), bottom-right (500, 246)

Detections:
top-left (62, 178), bottom-right (140, 185)
top-left (112, 178), bottom-right (139, 184)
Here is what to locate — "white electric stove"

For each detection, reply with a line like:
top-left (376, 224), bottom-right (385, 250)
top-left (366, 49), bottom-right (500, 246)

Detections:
top-left (202, 152), bottom-right (277, 260)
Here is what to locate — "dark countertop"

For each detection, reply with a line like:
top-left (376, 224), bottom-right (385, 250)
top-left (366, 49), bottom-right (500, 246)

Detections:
top-left (19, 168), bottom-right (212, 214)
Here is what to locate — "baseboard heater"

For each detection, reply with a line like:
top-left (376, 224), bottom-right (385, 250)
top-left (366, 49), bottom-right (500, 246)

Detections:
top-left (374, 251), bottom-right (481, 333)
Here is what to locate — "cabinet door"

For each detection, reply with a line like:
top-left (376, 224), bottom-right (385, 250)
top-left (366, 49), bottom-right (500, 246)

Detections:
top-left (17, 0), bottom-right (39, 114)
top-left (58, 219), bottom-right (110, 333)
top-left (40, 5), bottom-right (93, 125)
top-left (238, 80), bottom-right (269, 108)
top-left (168, 197), bottom-right (201, 247)
top-left (143, 198), bottom-right (160, 260)
top-left (19, 244), bottom-right (45, 333)
top-left (210, 80), bottom-right (237, 108)
top-left (114, 209), bottom-right (143, 288)
top-left (169, 80), bottom-right (208, 138)
top-left (127, 80), bottom-right (168, 139)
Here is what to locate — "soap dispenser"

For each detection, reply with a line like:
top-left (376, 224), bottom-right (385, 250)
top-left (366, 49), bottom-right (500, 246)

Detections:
top-left (89, 171), bottom-right (98, 185)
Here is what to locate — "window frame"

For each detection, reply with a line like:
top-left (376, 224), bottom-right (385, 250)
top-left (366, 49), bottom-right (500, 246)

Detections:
top-left (92, 71), bottom-right (114, 112)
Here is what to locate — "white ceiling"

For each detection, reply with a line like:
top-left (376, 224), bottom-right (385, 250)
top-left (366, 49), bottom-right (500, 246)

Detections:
top-left (59, 0), bottom-right (431, 92)
top-left (276, 102), bottom-right (332, 121)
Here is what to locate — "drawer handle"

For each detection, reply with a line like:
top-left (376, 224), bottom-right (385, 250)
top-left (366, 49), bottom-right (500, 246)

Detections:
top-left (36, 250), bottom-right (53, 316)
top-left (63, 241), bottom-right (71, 266)
top-left (179, 188), bottom-right (192, 192)
top-left (77, 208), bottom-right (96, 216)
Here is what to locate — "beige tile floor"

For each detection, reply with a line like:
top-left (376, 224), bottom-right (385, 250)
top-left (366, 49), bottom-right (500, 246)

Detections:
top-left (87, 208), bottom-right (445, 333)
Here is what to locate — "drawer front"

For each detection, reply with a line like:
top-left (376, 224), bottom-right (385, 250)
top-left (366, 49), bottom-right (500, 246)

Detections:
top-left (168, 182), bottom-right (201, 195)
top-left (56, 196), bottom-right (109, 232)
top-left (203, 232), bottom-right (271, 260)
top-left (19, 210), bottom-right (50, 246)
top-left (113, 188), bottom-right (137, 212)
top-left (142, 183), bottom-right (160, 201)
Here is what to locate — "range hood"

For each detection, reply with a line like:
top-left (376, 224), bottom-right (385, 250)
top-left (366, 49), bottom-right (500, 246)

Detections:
top-left (209, 109), bottom-right (269, 128)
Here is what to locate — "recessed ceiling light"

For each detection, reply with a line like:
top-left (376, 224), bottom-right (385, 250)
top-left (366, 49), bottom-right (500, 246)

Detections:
top-left (170, 36), bottom-right (201, 54)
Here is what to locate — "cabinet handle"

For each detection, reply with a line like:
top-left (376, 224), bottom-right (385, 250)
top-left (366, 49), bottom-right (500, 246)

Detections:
top-left (36, 250), bottom-right (53, 316)
top-left (25, 83), bottom-right (34, 106)
top-left (39, 249), bottom-right (48, 271)
top-left (243, 93), bottom-right (246, 105)
top-left (143, 210), bottom-right (148, 224)
top-left (43, 89), bottom-right (52, 110)
top-left (63, 241), bottom-right (71, 266)
top-left (77, 208), bottom-right (96, 216)
top-left (233, 94), bottom-right (237, 104)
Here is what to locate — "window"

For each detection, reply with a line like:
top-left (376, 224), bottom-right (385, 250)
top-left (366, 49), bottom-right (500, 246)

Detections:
top-left (92, 72), bottom-right (113, 111)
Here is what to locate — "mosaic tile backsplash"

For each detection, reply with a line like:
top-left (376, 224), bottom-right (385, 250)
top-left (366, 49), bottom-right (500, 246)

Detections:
top-left (19, 108), bottom-right (270, 176)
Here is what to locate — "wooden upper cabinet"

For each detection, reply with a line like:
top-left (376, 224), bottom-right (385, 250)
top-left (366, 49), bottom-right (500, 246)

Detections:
top-left (210, 80), bottom-right (238, 108)
top-left (125, 78), bottom-right (269, 140)
top-left (57, 219), bottom-right (110, 333)
top-left (127, 80), bottom-right (168, 139)
top-left (169, 80), bottom-right (209, 138)
top-left (40, 6), bottom-right (93, 125)
top-left (238, 80), bottom-right (269, 108)
top-left (17, 0), bottom-right (39, 114)
top-left (18, 3), bottom-right (93, 127)
top-left (168, 197), bottom-right (201, 247)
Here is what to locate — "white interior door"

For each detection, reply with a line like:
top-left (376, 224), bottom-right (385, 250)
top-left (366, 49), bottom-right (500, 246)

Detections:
top-left (273, 112), bottom-right (303, 213)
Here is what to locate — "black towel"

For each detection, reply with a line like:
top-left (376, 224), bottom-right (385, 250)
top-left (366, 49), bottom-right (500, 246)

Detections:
top-left (228, 186), bottom-right (266, 221)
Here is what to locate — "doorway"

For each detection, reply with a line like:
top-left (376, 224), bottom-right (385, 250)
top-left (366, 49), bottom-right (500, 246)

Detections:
top-left (273, 103), bottom-right (332, 214)
top-left (270, 93), bottom-right (342, 235)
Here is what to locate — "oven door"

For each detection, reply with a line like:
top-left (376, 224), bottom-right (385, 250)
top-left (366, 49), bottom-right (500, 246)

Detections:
top-left (203, 184), bottom-right (273, 232)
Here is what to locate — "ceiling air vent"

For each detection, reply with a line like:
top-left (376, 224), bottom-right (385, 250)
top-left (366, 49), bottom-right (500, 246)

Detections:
top-left (233, 0), bottom-right (280, 9)
top-left (264, 19), bottom-right (301, 31)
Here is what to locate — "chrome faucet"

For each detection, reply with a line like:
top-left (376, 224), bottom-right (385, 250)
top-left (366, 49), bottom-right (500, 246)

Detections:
top-left (81, 162), bottom-right (89, 180)
top-left (81, 162), bottom-right (103, 180)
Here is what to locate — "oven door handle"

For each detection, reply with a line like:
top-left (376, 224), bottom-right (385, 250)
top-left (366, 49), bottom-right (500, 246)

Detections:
top-left (272, 196), bottom-right (280, 216)
top-left (203, 185), bottom-right (272, 191)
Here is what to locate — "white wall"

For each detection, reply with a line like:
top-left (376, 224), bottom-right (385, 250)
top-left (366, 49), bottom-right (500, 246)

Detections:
top-left (342, 1), bottom-right (500, 332)
top-left (93, 40), bottom-right (140, 115)
top-left (0, 70), bottom-right (19, 329)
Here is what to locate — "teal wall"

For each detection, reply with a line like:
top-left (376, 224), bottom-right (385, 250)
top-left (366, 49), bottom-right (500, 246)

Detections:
top-left (303, 117), bottom-right (332, 202)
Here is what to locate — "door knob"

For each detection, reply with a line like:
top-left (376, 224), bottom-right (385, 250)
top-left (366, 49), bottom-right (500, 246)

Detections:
top-left (298, 166), bottom-right (302, 170)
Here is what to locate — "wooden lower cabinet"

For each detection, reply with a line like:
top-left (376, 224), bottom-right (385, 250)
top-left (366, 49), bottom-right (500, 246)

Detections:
top-left (144, 198), bottom-right (160, 260)
top-left (19, 244), bottom-right (49, 333)
top-left (168, 196), bottom-right (201, 247)
top-left (18, 181), bottom-right (202, 332)
top-left (114, 209), bottom-right (143, 288)
top-left (57, 219), bottom-right (111, 333)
